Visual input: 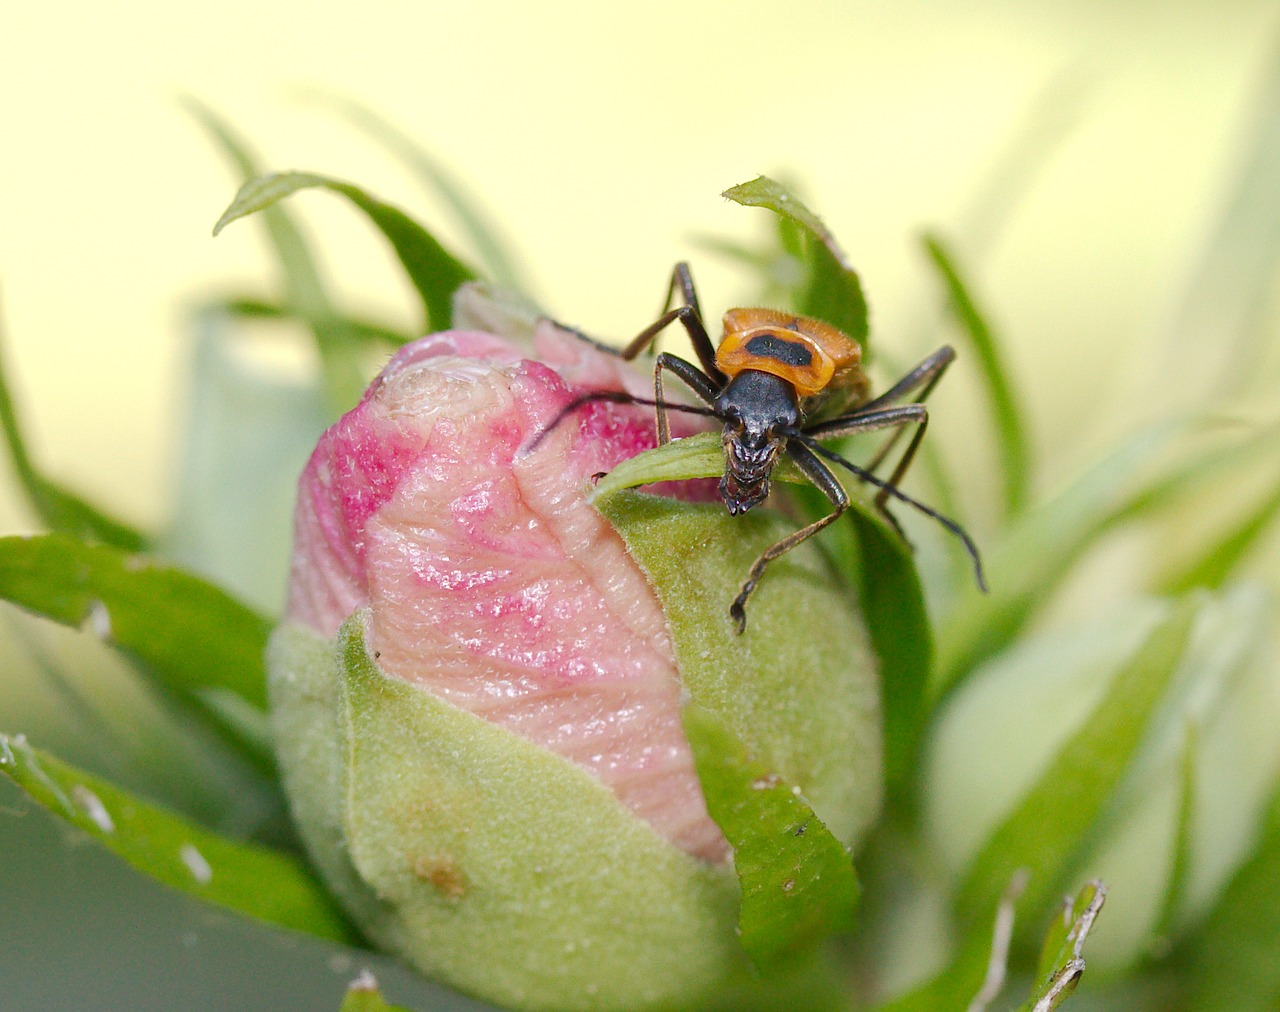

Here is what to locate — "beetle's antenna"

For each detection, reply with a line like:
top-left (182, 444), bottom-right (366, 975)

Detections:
top-left (788, 430), bottom-right (988, 592)
top-left (523, 390), bottom-right (720, 454)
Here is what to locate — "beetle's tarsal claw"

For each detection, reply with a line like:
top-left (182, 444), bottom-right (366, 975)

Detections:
top-left (729, 599), bottom-right (747, 634)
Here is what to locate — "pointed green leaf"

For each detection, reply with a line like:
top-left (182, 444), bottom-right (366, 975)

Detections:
top-left (0, 733), bottom-right (356, 944)
top-left (0, 534), bottom-right (274, 770)
top-left (723, 176), bottom-right (869, 349)
top-left (308, 93), bottom-right (524, 290)
top-left (1020, 881), bottom-right (1106, 1012)
top-left (956, 597), bottom-right (1198, 924)
top-left (922, 233), bottom-right (1031, 518)
top-left (187, 100), bottom-right (369, 411)
top-left (591, 431), bottom-right (726, 497)
top-left (214, 171), bottom-right (477, 334)
top-left (0, 315), bottom-right (147, 551)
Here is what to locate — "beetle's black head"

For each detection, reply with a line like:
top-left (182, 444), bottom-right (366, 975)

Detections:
top-left (714, 370), bottom-right (801, 515)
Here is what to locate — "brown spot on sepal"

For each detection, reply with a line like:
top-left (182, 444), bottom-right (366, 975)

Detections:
top-left (412, 854), bottom-right (468, 901)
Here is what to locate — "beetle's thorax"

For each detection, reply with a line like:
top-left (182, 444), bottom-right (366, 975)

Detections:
top-left (714, 370), bottom-right (801, 515)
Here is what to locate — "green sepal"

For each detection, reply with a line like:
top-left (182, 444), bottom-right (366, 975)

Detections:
top-left (596, 489), bottom-right (880, 965)
top-left (593, 433), bottom-right (930, 801)
top-left (682, 702), bottom-right (860, 966)
top-left (270, 616), bottom-right (756, 1012)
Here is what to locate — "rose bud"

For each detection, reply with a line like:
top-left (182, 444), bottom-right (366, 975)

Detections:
top-left (266, 307), bottom-right (883, 1011)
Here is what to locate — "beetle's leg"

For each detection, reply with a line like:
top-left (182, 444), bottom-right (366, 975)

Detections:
top-left (653, 351), bottom-right (719, 444)
top-left (791, 403), bottom-right (925, 539)
top-left (618, 264), bottom-right (727, 384)
top-left (544, 262), bottom-right (726, 383)
top-left (807, 345), bottom-right (953, 512)
top-left (656, 261), bottom-right (704, 331)
top-left (522, 389), bottom-right (720, 455)
top-left (793, 431), bottom-right (987, 592)
top-left (729, 440), bottom-right (848, 633)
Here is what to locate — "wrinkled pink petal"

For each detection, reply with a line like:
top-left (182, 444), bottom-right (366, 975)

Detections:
top-left (287, 327), bottom-right (728, 861)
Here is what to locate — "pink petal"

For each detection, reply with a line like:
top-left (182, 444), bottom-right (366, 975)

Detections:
top-left (287, 329), bottom-right (728, 861)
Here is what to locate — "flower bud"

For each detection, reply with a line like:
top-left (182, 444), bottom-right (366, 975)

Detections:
top-left (267, 317), bottom-right (882, 1010)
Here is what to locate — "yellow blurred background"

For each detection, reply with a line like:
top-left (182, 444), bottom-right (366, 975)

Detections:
top-left (4, 0), bottom-right (1278, 534)
top-left (4, 2), bottom-right (1280, 1008)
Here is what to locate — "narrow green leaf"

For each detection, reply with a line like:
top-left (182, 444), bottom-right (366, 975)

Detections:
top-left (1019, 881), bottom-right (1106, 1012)
top-left (955, 596), bottom-right (1198, 924)
top-left (0, 314), bottom-right (147, 551)
top-left (1185, 790), bottom-right (1280, 1011)
top-left (214, 171), bottom-right (477, 334)
top-left (0, 534), bottom-right (274, 770)
top-left (723, 176), bottom-right (869, 349)
top-left (682, 703), bottom-right (859, 965)
top-left (210, 297), bottom-right (413, 347)
top-left (850, 508), bottom-right (932, 800)
top-left (1153, 723), bottom-right (1198, 941)
top-left (339, 972), bottom-right (416, 1012)
top-left (935, 419), bottom-right (1188, 699)
top-left (186, 100), bottom-right (369, 411)
top-left (873, 885), bottom-right (1010, 1012)
top-left (1105, 421), bottom-right (1278, 526)
top-left (0, 732), bottom-right (356, 944)
top-left (1159, 471), bottom-right (1280, 594)
top-left (922, 233), bottom-right (1031, 518)
top-left (306, 92), bottom-right (525, 290)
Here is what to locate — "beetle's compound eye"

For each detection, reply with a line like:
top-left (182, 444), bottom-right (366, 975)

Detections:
top-left (713, 392), bottom-right (739, 422)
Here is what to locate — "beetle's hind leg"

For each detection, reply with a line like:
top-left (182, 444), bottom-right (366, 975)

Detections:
top-left (546, 263), bottom-right (725, 379)
top-left (806, 345), bottom-right (953, 521)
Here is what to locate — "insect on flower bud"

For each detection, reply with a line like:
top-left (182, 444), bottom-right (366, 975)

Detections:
top-left (266, 313), bottom-right (883, 1011)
